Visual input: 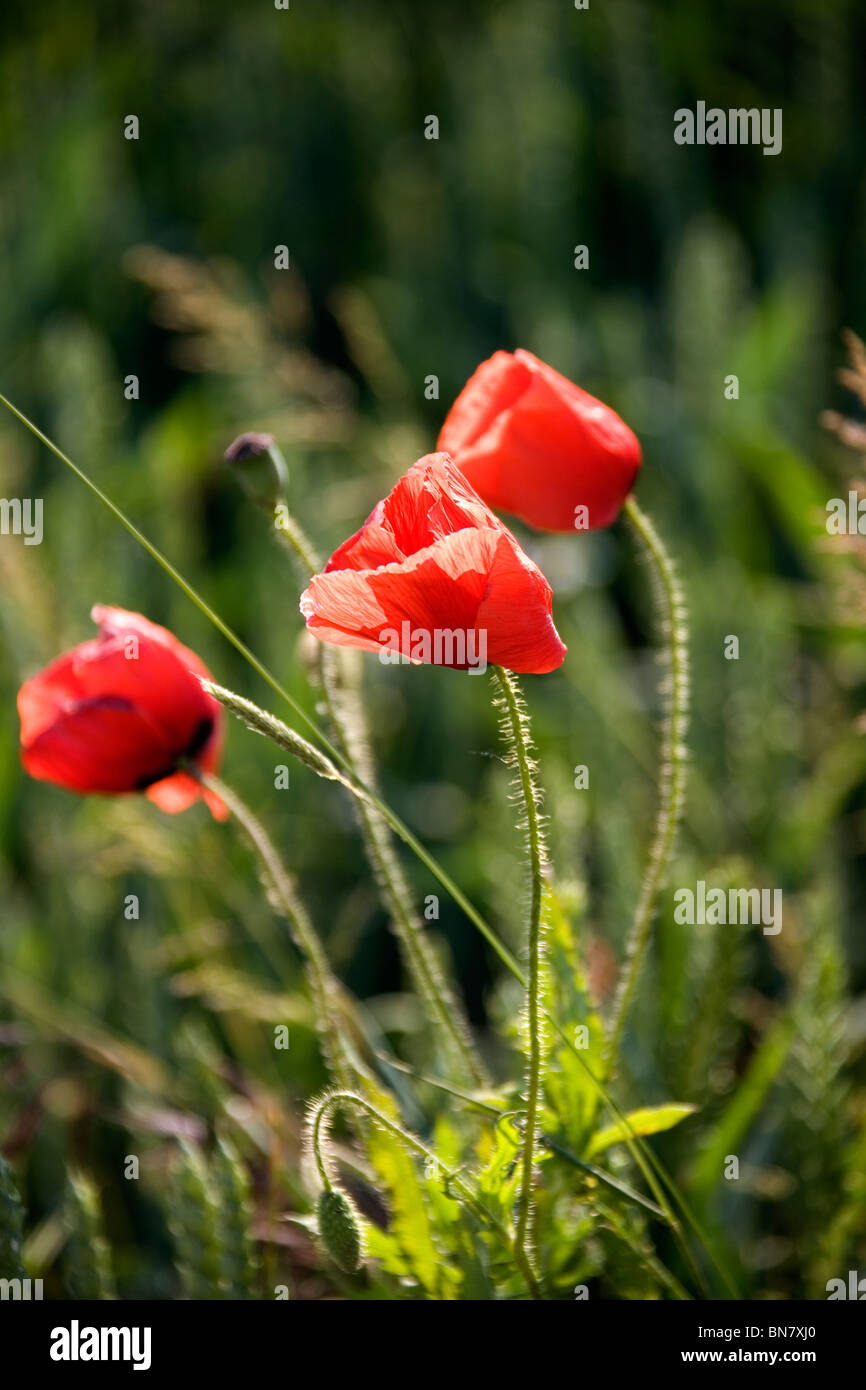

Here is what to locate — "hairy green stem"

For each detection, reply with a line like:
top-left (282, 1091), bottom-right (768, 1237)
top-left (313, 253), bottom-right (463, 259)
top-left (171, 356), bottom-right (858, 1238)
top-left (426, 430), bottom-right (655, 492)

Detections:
top-left (491, 666), bottom-right (547, 1280)
top-left (322, 651), bottom-right (487, 1087)
top-left (309, 1089), bottom-right (541, 1299)
top-left (606, 495), bottom-right (690, 1069)
top-left (275, 501), bottom-right (487, 1088)
top-left (273, 501), bottom-right (323, 575)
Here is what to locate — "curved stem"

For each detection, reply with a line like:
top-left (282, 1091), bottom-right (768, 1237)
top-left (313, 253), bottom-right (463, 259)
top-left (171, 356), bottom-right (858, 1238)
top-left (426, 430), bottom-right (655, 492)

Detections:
top-left (311, 1103), bottom-right (333, 1190)
top-left (309, 1089), bottom-right (541, 1299)
top-left (0, 394), bottom-right (520, 987)
top-left (273, 501), bottom-right (322, 575)
top-left (275, 501), bottom-right (487, 1088)
top-left (197, 769), bottom-right (354, 1092)
top-left (491, 667), bottom-right (546, 1280)
top-left (606, 496), bottom-right (689, 1068)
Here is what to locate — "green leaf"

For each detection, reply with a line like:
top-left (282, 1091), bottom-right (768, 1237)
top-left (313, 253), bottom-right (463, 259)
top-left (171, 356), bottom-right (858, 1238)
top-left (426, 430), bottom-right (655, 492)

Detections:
top-left (586, 1104), bottom-right (698, 1159)
top-left (475, 1115), bottom-right (522, 1219)
top-left (366, 1123), bottom-right (453, 1299)
top-left (542, 886), bottom-right (608, 1151)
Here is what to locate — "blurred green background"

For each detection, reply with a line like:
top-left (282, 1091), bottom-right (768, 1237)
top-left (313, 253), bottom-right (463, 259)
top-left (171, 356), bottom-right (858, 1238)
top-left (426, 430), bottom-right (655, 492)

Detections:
top-left (1, 0), bottom-right (866, 1298)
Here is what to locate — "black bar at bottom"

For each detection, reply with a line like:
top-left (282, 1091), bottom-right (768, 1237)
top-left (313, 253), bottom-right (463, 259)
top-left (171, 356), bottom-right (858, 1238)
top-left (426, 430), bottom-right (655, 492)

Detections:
top-left (0, 1297), bottom-right (857, 1376)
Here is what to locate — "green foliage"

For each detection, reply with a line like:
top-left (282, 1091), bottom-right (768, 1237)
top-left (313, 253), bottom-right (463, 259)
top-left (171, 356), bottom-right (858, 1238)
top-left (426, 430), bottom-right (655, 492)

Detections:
top-left (210, 1137), bottom-right (261, 1298)
top-left (164, 1138), bottom-right (262, 1300)
top-left (0, 1155), bottom-right (26, 1281)
top-left (169, 1142), bottom-right (224, 1300)
top-left (2, 0), bottom-right (866, 1302)
top-left (587, 1105), bottom-right (697, 1161)
top-left (64, 1172), bottom-right (115, 1300)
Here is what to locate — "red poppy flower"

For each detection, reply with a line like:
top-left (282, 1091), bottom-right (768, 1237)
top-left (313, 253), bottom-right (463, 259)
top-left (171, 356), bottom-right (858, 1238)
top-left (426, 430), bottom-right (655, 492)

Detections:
top-left (299, 453), bottom-right (566, 674)
top-left (18, 606), bottom-right (227, 819)
top-left (438, 348), bottom-right (642, 532)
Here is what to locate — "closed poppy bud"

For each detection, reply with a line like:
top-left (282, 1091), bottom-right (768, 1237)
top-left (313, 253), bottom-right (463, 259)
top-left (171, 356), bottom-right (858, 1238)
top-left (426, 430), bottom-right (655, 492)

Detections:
top-left (224, 432), bottom-right (288, 511)
top-left (17, 606), bottom-right (227, 819)
top-left (300, 453), bottom-right (566, 675)
top-left (316, 1187), bottom-right (363, 1273)
top-left (438, 349), bottom-right (641, 532)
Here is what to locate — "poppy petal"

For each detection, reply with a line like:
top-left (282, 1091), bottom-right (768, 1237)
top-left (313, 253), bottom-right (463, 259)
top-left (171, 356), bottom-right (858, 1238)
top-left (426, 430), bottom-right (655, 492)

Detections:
top-left (438, 350), bottom-right (641, 531)
top-left (146, 771), bottom-right (229, 820)
top-left (21, 699), bottom-right (177, 794)
top-left (18, 607), bottom-right (226, 817)
top-left (301, 455), bottom-right (566, 675)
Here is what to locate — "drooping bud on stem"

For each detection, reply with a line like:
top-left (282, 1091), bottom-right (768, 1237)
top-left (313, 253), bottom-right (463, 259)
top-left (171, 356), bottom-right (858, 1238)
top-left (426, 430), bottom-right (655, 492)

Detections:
top-left (316, 1187), bottom-right (364, 1273)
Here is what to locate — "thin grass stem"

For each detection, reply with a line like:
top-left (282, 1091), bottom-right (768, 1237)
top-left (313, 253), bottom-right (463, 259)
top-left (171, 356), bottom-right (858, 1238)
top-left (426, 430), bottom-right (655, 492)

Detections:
top-left (0, 394), bottom-right (520, 984)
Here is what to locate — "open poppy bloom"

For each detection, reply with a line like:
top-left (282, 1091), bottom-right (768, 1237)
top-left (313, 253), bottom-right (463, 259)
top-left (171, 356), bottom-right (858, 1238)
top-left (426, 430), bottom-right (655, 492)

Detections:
top-left (300, 453), bottom-right (566, 675)
top-left (438, 348), bottom-right (642, 532)
top-left (18, 606), bottom-right (227, 819)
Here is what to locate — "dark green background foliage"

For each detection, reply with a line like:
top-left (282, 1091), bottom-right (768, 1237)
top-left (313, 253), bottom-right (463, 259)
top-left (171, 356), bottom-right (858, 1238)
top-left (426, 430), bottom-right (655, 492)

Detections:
top-left (1, 0), bottom-right (865, 1299)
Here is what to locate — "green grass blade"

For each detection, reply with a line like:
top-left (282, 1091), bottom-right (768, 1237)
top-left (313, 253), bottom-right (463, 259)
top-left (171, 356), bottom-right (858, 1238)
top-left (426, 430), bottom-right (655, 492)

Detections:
top-left (0, 392), bottom-right (520, 979)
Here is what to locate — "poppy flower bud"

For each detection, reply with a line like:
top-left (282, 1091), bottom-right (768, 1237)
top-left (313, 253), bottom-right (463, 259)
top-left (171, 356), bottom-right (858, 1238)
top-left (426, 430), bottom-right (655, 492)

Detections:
top-left (224, 432), bottom-right (288, 510)
top-left (17, 606), bottom-right (227, 819)
top-left (316, 1187), bottom-right (363, 1273)
top-left (438, 349), bottom-right (641, 532)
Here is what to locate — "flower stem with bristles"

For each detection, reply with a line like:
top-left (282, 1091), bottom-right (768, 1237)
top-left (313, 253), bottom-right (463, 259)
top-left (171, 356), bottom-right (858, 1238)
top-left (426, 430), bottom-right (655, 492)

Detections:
top-left (307, 1088), bottom-right (541, 1298)
top-left (490, 666), bottom-right (548, 1285)
top-left (270, 499), bottom-right (488, 1089)
top-left (607, 496), bottom-right (690, 1069)
top-left (273, 499), bottom-right (323, 575)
